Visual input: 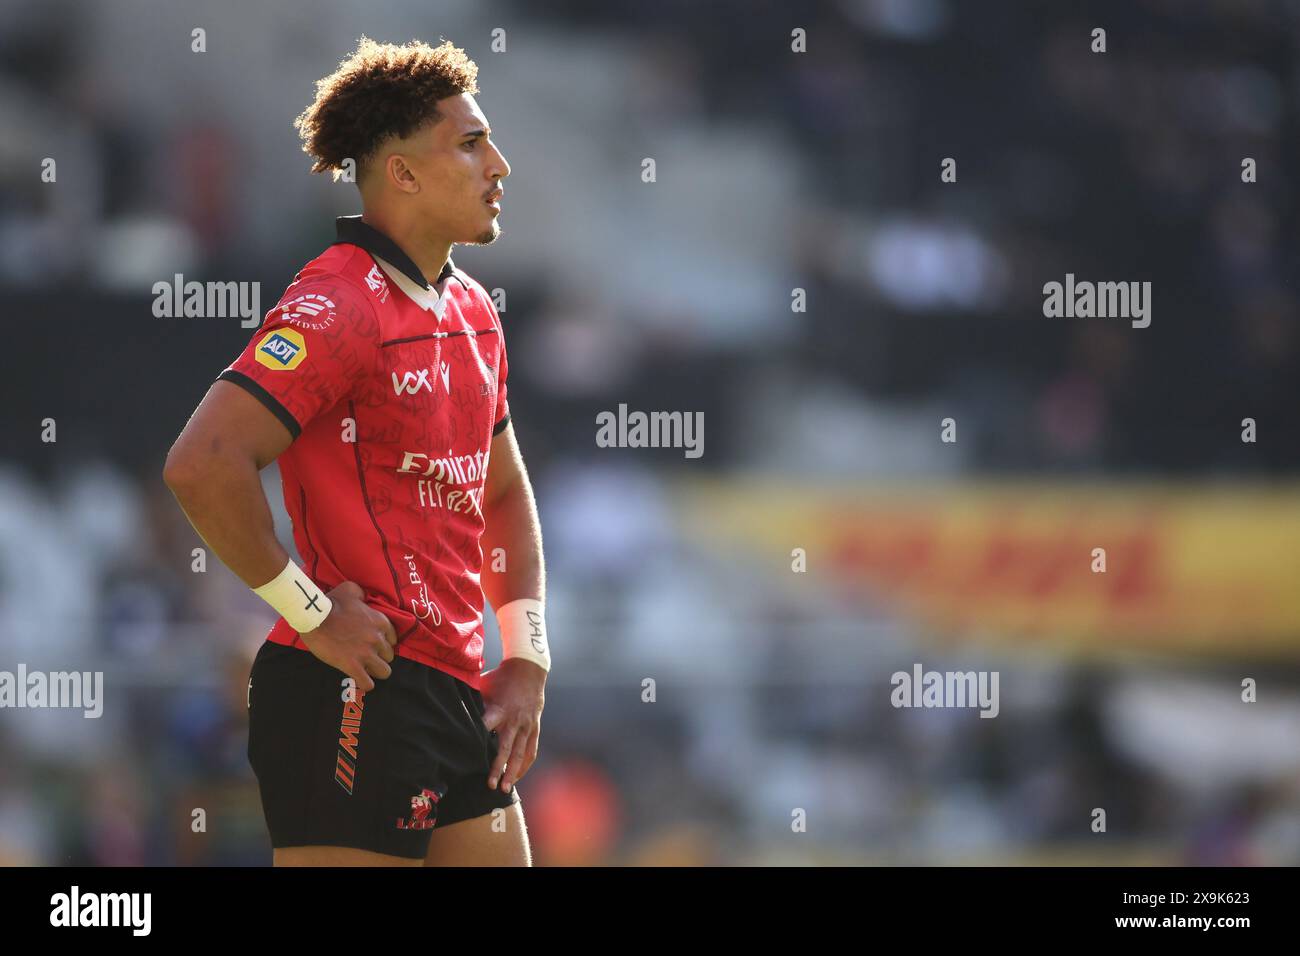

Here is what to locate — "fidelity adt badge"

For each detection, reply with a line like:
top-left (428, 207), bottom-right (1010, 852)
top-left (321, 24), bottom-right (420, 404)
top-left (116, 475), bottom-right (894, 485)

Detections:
top-left (256, 328), bottom-right (307, 370)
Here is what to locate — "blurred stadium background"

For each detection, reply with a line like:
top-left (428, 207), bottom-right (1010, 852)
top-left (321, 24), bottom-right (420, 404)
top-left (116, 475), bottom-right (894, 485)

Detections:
top-left (2, 0), bottom-right (1299, 865)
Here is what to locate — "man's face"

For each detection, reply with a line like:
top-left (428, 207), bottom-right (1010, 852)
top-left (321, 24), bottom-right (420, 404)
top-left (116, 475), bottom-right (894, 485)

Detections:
top-left (385, 93), bottom-right (511, 247)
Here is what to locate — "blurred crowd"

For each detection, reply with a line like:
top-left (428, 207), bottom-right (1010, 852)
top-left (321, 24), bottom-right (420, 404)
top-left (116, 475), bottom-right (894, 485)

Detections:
top-left (1, 0), bottom-right (1299, 865)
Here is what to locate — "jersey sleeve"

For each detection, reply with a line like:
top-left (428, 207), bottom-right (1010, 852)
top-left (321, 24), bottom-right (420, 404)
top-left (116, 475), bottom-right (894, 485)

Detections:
top-left (490, 297), bottom-right (510, 437)
top-left (217, 276), bottom-right (381, 441)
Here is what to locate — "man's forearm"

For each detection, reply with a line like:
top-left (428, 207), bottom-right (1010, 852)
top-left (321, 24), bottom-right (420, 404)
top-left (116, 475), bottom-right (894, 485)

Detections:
top-left (480, 475), bottom-right (545, 612)
top-left (164, 455), bottom-right (290, 589)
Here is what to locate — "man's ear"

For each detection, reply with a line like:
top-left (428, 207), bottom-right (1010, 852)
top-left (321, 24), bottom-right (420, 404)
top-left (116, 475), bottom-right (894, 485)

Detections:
top-left (387, 154), bottom-right (421, 194)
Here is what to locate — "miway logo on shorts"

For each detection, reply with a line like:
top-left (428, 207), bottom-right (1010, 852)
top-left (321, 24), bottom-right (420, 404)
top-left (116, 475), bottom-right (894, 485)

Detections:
top-left (50, 886), bottom-right (151, 936)
top-left (334, 691), bottom-right (366, 794)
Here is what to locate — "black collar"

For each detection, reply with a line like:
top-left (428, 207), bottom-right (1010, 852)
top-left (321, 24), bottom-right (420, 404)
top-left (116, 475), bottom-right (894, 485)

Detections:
top-left (333, 215), bottom-right (455, 289)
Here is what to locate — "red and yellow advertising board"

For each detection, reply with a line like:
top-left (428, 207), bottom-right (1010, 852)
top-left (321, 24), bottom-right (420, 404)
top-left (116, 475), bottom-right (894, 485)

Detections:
top-left (680, 480), bottom-right (1300, 654)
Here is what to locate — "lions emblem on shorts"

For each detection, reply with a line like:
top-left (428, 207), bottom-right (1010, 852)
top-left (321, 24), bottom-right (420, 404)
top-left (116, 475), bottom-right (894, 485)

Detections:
top-left (397, 788), bottom-right (441, 830)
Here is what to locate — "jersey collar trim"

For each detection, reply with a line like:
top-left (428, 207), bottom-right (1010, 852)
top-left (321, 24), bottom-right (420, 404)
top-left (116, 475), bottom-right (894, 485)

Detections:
top-left (371, 253), bottom-right (448, 315)
top-left (333, 215), bottom-right (455, 290)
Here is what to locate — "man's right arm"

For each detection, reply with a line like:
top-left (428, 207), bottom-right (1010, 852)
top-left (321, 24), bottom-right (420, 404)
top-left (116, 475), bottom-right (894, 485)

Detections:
top-left (163, 379), bottom-right (397, 691)
top-left (163, 379), bottom-right (296, 589)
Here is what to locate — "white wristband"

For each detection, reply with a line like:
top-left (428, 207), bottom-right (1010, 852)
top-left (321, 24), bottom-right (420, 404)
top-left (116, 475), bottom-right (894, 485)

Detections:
top-left (253, 559), bottom-right (333, 634)
top-left (496, 598), bottom-right (550, 672)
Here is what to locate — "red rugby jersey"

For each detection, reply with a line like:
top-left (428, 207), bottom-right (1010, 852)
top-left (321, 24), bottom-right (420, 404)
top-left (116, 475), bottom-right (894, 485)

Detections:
top-left (218, 215), bottom-right (510, 689)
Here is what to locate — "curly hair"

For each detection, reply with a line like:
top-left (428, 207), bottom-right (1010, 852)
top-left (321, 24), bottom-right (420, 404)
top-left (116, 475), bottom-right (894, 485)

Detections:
top-left (294, 36), bottom-right (480, 180)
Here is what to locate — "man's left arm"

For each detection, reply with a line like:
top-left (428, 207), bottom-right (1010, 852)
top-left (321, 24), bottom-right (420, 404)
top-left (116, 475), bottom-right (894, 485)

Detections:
top-left (479, 420), bottom-right (547, 793)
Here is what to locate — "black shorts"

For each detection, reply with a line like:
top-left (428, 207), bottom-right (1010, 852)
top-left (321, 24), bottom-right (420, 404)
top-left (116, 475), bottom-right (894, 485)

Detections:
top-left (247, 639), bottom-right (519, 859)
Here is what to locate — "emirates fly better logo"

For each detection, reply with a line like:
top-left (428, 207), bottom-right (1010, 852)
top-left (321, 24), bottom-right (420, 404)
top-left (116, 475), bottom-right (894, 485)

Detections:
top-left (396, 448), bottom-right (489, 516)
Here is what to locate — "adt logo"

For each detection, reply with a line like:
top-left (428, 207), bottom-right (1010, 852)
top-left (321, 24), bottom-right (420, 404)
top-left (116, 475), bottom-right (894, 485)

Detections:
top-left (261, 335), bottom-right (299, 363)
top-left (365, 264), bottom-right (390, 303)
top-left (255, 328), bottom-right (307, 371)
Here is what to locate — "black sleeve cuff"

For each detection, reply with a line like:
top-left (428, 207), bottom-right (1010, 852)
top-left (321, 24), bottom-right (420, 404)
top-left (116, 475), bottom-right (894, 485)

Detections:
top-left (217, 369), bottom-right (302, 441)
top-left (492, 413), bottom-right (510, 436)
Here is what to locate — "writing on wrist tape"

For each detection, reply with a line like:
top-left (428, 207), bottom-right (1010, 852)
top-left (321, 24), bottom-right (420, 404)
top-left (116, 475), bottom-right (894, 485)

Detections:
top-left (496, 597), bottom-right (550, 672)
top-left (253, 559), bottom-right (333, 634)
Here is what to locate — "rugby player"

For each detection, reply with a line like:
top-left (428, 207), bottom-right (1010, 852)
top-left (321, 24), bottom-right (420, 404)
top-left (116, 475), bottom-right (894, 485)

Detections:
top-left (163, 37), bottom-right (548, 867)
